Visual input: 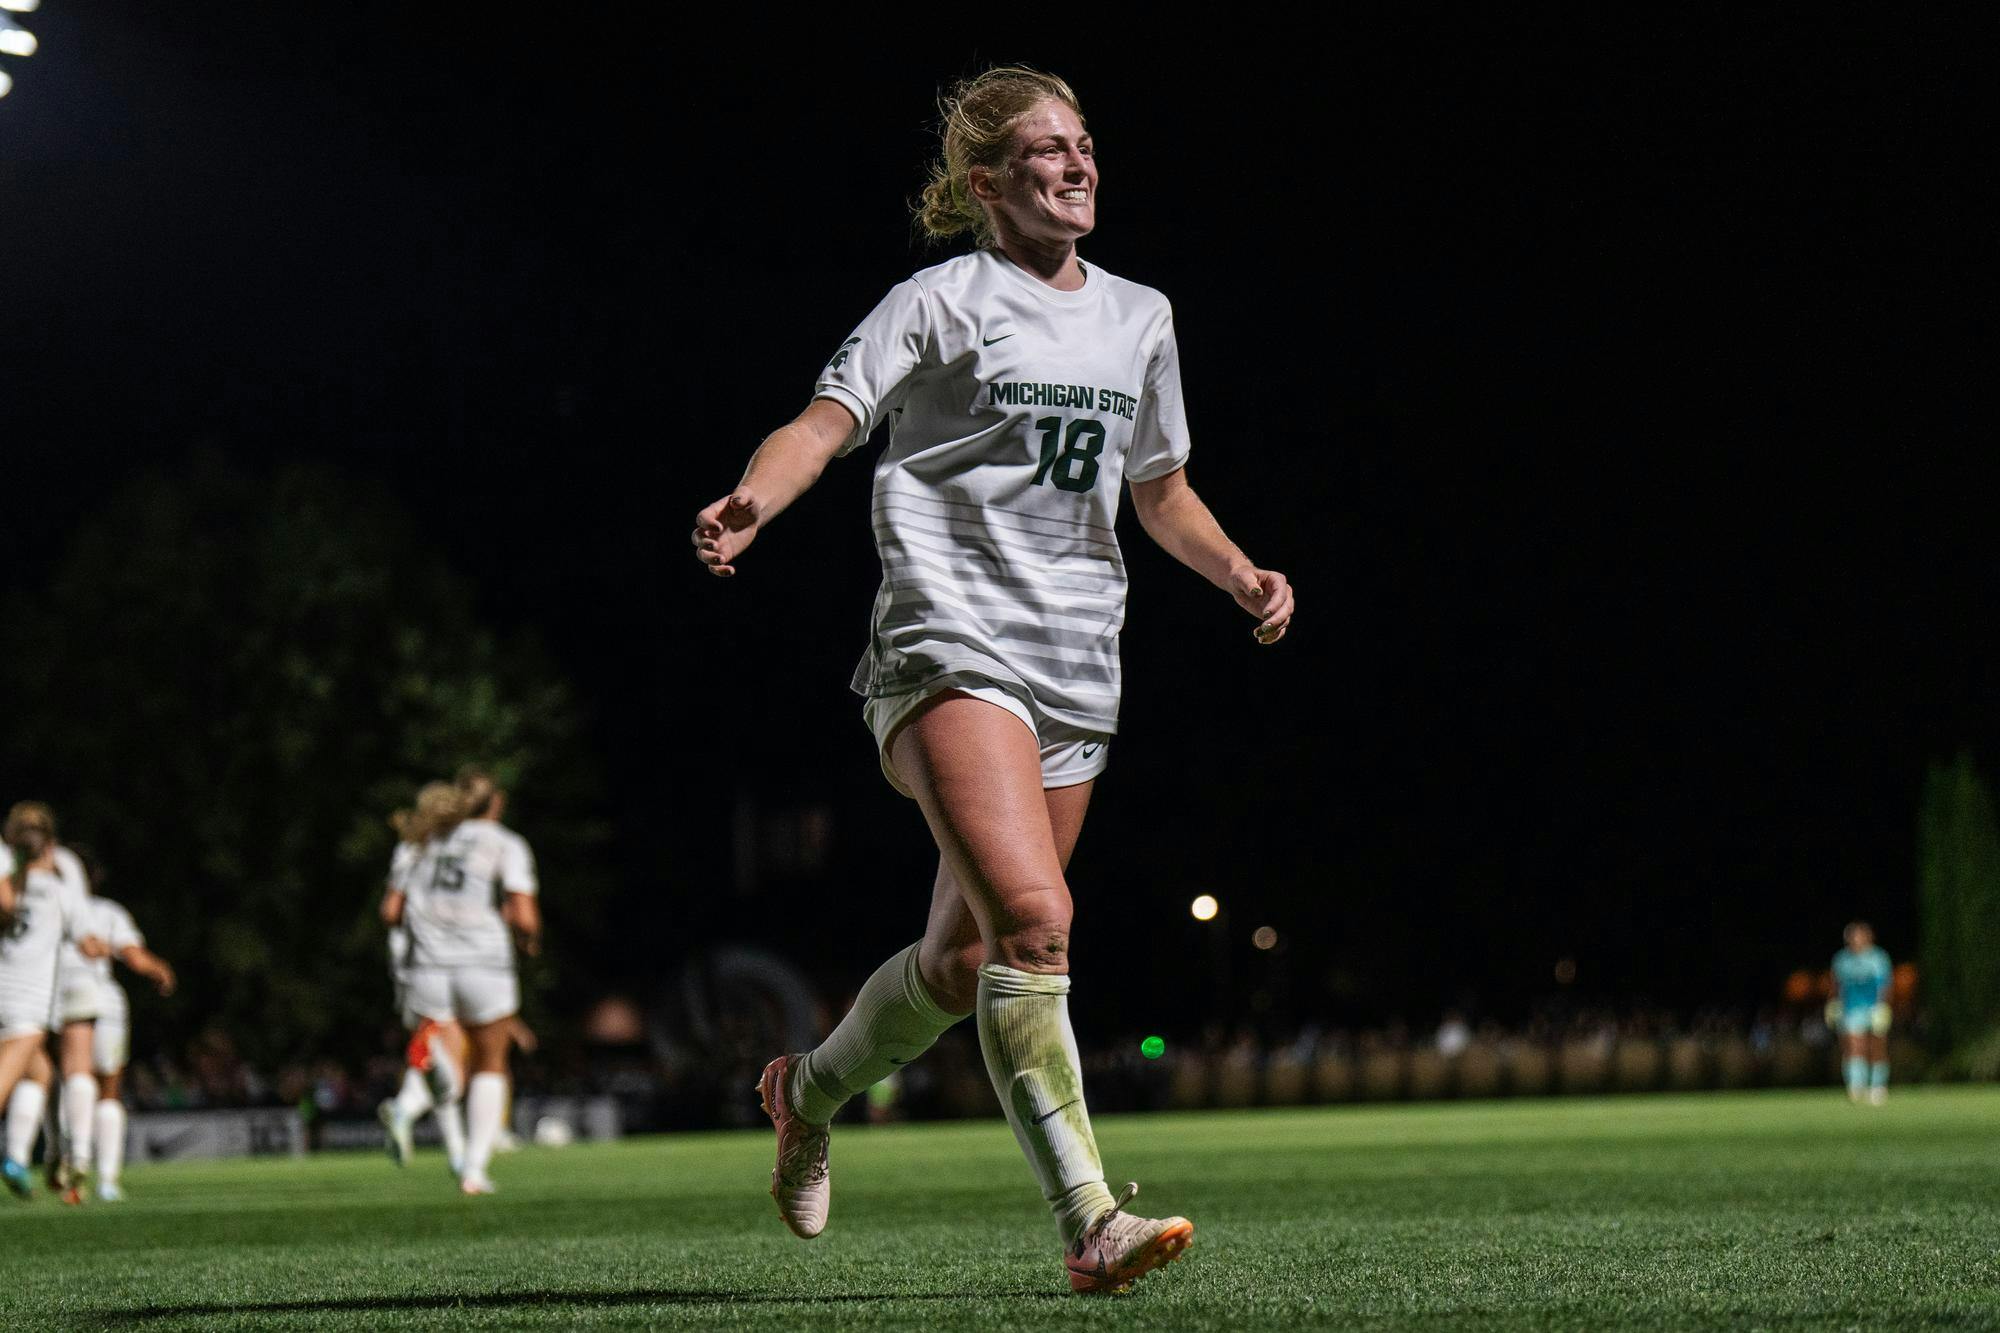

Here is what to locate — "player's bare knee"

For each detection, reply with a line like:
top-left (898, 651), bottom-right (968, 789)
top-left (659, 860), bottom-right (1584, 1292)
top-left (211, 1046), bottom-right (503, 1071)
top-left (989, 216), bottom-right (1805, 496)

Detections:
top-left (997, 926), bottom-right (1070, 973)
top-left (919, 940), bottom-right (982, 1012)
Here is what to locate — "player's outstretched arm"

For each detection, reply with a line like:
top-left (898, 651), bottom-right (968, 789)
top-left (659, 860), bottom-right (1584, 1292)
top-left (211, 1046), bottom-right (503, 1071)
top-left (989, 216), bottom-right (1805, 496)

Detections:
top-left (118, 944), bottom-right (177, 997)
top-left (692, 398), bottom-right (858, 578)
top-left (380, 886), bottom-right (406, 927)
top-left (1130, 465), bottom-right (1294, 645)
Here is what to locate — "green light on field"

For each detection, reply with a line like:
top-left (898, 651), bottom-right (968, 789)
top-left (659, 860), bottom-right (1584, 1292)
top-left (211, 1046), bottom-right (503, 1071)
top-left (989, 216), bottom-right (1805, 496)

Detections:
top-left (1141, 1035), bottom-right (1165, 1059)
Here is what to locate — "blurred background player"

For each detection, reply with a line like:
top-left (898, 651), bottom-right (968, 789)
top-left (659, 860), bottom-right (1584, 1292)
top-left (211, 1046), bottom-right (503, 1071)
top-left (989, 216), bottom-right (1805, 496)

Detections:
top-left (380, 769), bottom-right (540, 1194)
top-left (1826, 921), bottom-right (1892, 1105)
top-left (0, 802), bottom-right (105, 1198)
top-left (5, 845), bottom-right (176, 1202)
top-left (378, 792), bottom-right (469, 1177)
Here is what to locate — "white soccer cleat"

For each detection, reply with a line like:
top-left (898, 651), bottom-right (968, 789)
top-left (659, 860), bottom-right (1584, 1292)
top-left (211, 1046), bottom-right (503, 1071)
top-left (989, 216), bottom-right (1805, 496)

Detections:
top-left (1868, 1086), bottom-right (1887, 1106)
top-left (96, 1182), bottom-right (125, 1203)
top-left (756, 1054), bottom-right (829, 1239)
top-left (1063, 1182), bottom-right (1194, 1295)
top-left (459, 1173), bottom-right (496, 1196)
top-left (378, 1099), bottom-right (413, 1167)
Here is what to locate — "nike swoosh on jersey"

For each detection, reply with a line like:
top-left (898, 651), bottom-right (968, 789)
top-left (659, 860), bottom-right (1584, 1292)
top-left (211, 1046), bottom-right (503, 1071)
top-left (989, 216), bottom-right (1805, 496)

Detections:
top-left (982, 333), bottom-right (1015, 346)
top-left (1081, 744), bottom-right (1101, 758)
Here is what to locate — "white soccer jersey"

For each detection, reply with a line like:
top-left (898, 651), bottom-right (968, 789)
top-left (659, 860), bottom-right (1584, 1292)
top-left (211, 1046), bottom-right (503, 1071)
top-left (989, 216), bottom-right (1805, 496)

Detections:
top-left (0, 844), bottom-right (91, 989)
top-left (58, 896), bottom-right (143, 991)
top-left (816, 248), bottom-right (1192, 732)
top-left (402, 819), bottom-right (537, 970)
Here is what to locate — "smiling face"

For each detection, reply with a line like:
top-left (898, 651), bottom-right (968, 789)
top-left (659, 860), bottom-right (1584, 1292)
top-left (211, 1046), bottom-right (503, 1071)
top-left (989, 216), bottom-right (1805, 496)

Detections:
top-left (971, 98), bottom-right (1097, 249)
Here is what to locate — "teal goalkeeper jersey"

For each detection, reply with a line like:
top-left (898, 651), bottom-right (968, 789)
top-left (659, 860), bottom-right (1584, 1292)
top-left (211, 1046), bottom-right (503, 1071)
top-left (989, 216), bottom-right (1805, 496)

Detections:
top-left (1833, 945), bottom-right (1891, 1010)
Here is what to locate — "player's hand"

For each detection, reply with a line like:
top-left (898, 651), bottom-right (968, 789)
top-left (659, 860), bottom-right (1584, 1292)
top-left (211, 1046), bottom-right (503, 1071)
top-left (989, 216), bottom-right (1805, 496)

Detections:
top-left (1870, 1003), bottom-right (1891, 1037)
top-left (154, 963), bottom-right (178, 998)
top-left (692, 489), bottom-right (764, 578)
top-left (78, 934), bottom-right (110, 960)
top-left (1228, 566), bottom-right (1294, 645)
top-left (1824, 1000), bottom-right (1842, 1026)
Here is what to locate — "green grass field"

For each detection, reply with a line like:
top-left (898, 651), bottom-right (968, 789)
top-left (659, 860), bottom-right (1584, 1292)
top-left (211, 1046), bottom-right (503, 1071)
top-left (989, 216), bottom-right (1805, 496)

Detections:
top-left (4, 1089), bottom-right (1997, 1330)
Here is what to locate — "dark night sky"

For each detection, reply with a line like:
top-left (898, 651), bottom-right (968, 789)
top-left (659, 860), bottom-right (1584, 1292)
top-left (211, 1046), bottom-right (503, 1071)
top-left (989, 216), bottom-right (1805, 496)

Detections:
top-left (3, 10), bottom-right (1993, 1033)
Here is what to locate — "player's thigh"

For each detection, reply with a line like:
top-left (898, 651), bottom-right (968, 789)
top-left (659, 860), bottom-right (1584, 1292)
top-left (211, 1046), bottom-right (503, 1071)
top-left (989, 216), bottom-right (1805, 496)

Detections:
top-left (0, 1031), bottom-right (40, 1090)
top-left (463, 1015), bottom-right (515, 1072)
top-left (891, 693), bottom-right (1073, 939)
top-left (59, 1021), bottom-right (93, 1076)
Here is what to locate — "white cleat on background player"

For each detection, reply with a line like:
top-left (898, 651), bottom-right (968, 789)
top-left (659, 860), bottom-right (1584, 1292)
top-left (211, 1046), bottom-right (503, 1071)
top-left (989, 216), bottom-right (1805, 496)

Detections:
top-left (378, 1099), bottom-right (413, 1167)
top-left (459, 1173), bottom-right (496, 1196)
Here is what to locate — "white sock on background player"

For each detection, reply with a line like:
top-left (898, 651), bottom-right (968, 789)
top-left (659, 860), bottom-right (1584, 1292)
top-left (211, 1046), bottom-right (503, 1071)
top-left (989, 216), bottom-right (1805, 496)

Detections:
top-left (423, 1029), bottom-right (462, 1105)
top-left (463, 1072), bottom-right (506, 1183)
top-left (392, 1066), bottom-right (434, 1123)
top-left (93, 1100), bottom-right (125, 1189)
top-left (976, 963), bottom-right (1116, 1246)
top-left (5, 1080), bottom-right (44, 1164)
top-left (437, 1100), bottom-right (467, 1175)
top-left (61, 1074), bottom-right (96, 1171)
top-left (792, 943), bottom-right (967, 1124)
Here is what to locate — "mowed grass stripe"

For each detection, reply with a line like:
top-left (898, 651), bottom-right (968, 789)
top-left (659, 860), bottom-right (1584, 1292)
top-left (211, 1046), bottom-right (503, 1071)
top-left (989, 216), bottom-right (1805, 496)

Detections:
top-left (2, 1088), bottom-right (1996, 1330)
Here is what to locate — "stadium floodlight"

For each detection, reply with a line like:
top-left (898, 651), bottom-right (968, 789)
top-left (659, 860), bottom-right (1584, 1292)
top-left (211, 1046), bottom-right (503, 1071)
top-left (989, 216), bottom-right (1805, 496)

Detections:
top-left (0, 65), bottom-right (10, 98)
top-left (1189, 894), bottom-right (1219, 922)
top-left (0, 1), bottom-right (41, 13)
top-left (0, 16), bottom-right (33, 58)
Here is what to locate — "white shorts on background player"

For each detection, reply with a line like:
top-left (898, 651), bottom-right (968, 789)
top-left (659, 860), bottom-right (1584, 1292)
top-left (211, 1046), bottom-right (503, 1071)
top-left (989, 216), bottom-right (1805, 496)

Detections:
top-left (814, 248), bottom-right (1189, 797)
top-left (402, 965), bottom-right (520, 1028)
top-left (0, 845), bottom-right (91, 1040)
top-left (401, 819), bottom-right (537, 1024)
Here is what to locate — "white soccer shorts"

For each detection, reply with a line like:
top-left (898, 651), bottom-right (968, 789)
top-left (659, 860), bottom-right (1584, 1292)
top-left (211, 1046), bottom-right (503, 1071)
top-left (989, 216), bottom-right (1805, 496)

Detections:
top-left (403, 965), bottom-right (519, 1027)
top-left (56, 972), bottom-right (103, 1027)
top-left (864, 670), bottom-right (1111, 799)
top-left (0, 978), bottom-right (53, 1041)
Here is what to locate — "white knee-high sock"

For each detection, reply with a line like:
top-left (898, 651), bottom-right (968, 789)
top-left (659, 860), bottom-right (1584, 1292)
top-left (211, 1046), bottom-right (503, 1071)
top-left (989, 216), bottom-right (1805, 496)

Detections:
top-left (976, 963), bottom-right (1116, 1247)
top-left (5, 1081), bottom-right (44, 1165)
top-left (463, 1072), bottom-right (506, 1181)
top-left (424, 1030), bottom-right (462, 1104)
top-left (793, 943), bottom-right (968, 1125)
top-left (61, 1074), bottom-right (96, 1170)
top-left (94, 1100), bottom-right (125, 1188)
top-left (437, 1099), bottom-right (467, 1175)
top-left (393, 1066), bottom-right (434, 1121)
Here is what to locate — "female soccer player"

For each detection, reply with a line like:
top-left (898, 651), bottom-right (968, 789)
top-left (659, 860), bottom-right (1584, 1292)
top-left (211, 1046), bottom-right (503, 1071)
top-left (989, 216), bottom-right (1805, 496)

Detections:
top-left (378, 799), bottom-right (469, 1178)
top-left (0, 803), bottom-right (106, 1199)
top-left (693, 67), bottom-right (1292, 1294)
top-left (380, 771), bottom-right (540, 1195)
top-left (1827, 921), bottom-right (1892, 1105)
top-left (4, 845), bottom-right (176, 1202)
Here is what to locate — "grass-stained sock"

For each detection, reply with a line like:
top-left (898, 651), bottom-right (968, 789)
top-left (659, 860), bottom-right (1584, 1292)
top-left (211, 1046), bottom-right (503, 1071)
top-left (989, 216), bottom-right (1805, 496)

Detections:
top-left (792, 943), bottom-right (967, 1125)
top-left (976, 962), bottom-right (1116, 1246)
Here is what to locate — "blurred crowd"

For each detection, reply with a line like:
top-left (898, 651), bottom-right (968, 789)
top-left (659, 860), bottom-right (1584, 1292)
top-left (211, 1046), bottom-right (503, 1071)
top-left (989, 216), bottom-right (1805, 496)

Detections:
top-left (116, 991), bottom-right (1935, 1130)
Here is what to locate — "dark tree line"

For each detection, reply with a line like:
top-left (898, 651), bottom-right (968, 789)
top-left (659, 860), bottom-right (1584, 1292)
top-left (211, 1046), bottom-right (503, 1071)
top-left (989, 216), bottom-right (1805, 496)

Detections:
top-left (1, 455), bottom-right (608, 1072)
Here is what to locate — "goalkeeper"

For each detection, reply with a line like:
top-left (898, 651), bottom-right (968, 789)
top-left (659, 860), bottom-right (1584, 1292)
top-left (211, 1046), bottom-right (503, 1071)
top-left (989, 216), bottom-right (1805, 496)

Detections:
top-left (1825, 922), bottom-right (1892, 1105)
